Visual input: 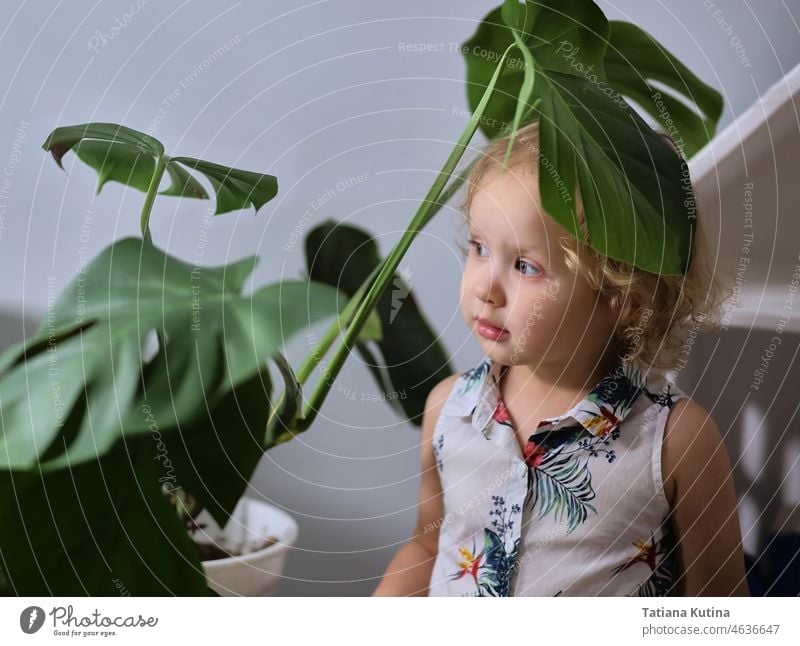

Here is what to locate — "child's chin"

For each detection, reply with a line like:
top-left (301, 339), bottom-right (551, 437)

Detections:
top-left (476, 337), bottom-right (514, 359)
top-left (477, 339), bottom-right (539, 366)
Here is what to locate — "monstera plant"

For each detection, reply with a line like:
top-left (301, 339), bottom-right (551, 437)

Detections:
top-left (0, 0), bottom-right (722, 595)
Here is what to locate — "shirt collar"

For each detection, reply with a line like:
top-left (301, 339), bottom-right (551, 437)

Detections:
top-left (446, 356), bottom-right (647, 439)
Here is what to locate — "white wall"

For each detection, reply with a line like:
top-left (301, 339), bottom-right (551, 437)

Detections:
top-left (0, 0), bottom-right (798, 595)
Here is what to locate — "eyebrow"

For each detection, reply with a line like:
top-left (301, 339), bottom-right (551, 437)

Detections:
top-left (468, 228), bottom-right (546, 255)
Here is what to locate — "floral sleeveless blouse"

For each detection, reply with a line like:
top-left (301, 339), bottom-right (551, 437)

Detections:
top-left (427, 356), bottom-right (689, 597)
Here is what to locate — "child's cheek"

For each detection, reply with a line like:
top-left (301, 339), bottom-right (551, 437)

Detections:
top-left (542, 276), bottom-right (561, 302)
top-left (458, 275), bottom-right (474, 326)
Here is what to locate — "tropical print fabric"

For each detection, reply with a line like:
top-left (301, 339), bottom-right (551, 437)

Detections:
top-left (427, 355), bottom-right (689, 596)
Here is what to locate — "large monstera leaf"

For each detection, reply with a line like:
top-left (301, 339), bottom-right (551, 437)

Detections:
top-left (0, 236), bottom-right (380, 594)
top-left (463, 0), bottom-right (723, 275)
top-left (0, 237), bottom-right (354, 472)
top-left (305, 220), bottom-right (453, 425)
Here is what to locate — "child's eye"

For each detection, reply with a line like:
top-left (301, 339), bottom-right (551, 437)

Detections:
top-left (467, 238), bottom-right (488, 257)
top-left (517, 259), bottom-right (541, 277)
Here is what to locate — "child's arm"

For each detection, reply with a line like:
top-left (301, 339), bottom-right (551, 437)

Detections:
top-left (662, 399), bottom-right (750, 596)
top-left (371, 374), bottom-right (458, 596)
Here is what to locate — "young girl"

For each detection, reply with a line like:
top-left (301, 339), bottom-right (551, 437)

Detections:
top-left (373, 120), bottom-right (748, 597)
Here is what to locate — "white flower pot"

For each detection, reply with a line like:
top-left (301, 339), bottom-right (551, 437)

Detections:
top-left (196, 497), bottom-right (298, 596)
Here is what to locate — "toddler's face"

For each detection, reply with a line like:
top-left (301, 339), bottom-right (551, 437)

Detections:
top-left (459, 164), bottom-right (612, 367)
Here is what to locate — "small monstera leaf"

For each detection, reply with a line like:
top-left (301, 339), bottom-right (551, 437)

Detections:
top-left (169, 157), bottom-right (277, 215)
top-left (305, 220), bottom-right (453, 426)
top-left (462, 1), bottom-right (724, 275)
top-left (42, 122), bottom-right (165, 165)
top-left (42, 122), bottom-right (277, 218)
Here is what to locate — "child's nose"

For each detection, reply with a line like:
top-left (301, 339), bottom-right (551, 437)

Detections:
top-left (475, 266), bottom-right (504, 307)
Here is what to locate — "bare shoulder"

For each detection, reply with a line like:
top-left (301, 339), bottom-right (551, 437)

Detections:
top-left (661, 397), bottom-right (725, 506)
top-left (413, 371), bottom-right (462, 556)
top-left (420, 373), bottom-right (461, 440)
top-left (426, 372), bottom-right (461, 409)
top-left (660, 397), bottom-right (748, 595)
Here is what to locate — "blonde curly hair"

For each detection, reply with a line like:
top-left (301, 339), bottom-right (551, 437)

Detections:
top-left (456, 119), bottom-right (732, 370)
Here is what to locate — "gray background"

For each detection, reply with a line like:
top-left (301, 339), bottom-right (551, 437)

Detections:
top-left (0, 1), bottom-right (798, 595)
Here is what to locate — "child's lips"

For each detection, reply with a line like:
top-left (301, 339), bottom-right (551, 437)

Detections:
top-left (475, 318), bottom-right (510, 341)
